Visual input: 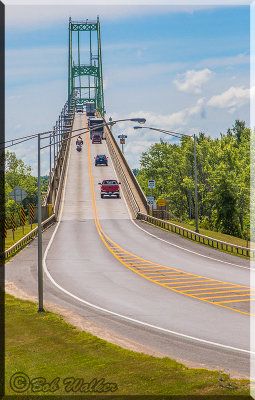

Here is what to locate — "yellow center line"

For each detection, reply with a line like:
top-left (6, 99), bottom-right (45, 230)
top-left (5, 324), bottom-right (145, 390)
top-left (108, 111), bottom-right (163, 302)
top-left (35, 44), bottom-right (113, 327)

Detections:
top-left (201, 293), bottom-right (252, 300)
top-left (138, 268), bottom-right (169, 272)
top-left (156, 275), bottom-right (208, 282)
top-left (149, 272), bottom-right (185, 279)
top-left (166, 279), bottom-right (214, 286)
top-left (170, 282), bottom-right (238, 289)
top-left (181, 285), bottom-right (244, 292)
top-left (217, 299), bottom-right (255, 304)
top-left (145, 274), bottom-right (188, 278)
top-left (189, 289), bottom-right (252, 296)
top-left (84, 114), bottom-right (254, 317)
top-left (125, 262), bottom-right (155, 266)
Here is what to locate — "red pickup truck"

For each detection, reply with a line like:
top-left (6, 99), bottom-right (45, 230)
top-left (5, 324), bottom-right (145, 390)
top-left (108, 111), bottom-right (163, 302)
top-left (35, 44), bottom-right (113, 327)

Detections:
top-left (92, 135), bottom-right (102, 144)
top-left (98, 179), bottom-right (121, 198)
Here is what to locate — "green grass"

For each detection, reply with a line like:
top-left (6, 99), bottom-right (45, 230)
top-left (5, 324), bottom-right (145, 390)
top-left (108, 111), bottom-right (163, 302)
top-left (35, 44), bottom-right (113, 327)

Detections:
top-left (167, 220), bottom-right (252, 248)
top-left (146, 219), bottom-right (252, 259)
top-left (5, 223), bottom-right (37, 250)
top-left (5, 294), bottom-right (249, 396)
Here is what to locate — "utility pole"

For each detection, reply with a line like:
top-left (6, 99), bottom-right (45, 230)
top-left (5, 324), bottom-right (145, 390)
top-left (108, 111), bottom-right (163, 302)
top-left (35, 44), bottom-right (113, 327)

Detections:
top-left (37, 133), bottom-right (45, 313)
top-left (194, 134), bottom-right (199, 233)
top-left (49, 134), bottom-right (52, 179)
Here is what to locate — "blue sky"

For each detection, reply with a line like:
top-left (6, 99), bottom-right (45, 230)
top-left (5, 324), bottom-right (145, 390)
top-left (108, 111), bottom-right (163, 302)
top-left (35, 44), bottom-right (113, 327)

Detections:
top-left (5, 4), bottom-right (251, 174)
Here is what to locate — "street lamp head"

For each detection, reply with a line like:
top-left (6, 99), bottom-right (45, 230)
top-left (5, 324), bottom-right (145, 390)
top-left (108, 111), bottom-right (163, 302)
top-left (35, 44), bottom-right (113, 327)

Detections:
top-left (130, 118), bottom-right (146, 124)
top-left (133, 126), bottom-right (143, 130)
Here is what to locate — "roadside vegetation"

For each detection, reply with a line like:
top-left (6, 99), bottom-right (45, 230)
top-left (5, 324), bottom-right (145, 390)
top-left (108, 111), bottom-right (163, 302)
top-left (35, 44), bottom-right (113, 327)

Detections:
top-left (137, 120), bottom-right (250, 241)
top-left (5, 223), bottom-right (37, 250)
top-left (166, 220), bottom-right (253, 248)
top-left (4, 151), bottom-right (49, 228)
top-left (5, 294), bottom-right (249, 396)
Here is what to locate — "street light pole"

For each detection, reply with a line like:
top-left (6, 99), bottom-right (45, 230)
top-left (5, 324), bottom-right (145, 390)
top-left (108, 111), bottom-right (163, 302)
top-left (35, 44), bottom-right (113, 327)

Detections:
top-left (35, 116), bottom-right (145, 314)
top-left (49, 134), bottom-right (52, 179)
top-left (194, 134), bottom-right (199, 233)
top-left (133, 125), bottom-right (199, 232)
top-left (37, 133), bottom-right (45, 312)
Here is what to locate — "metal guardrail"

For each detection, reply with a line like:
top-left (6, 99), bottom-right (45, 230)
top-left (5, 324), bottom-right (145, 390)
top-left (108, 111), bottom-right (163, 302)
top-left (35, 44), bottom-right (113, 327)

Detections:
top-left (106, 129), bottom-right (140, 217)
top-left (137, 213), bottom-right (255, 258)
top-left (43, 101), bottom-right (74, 210)
top-left (54, 131), bottom-right (72, 218)
top-left (2, 214), bottom-right (56, 259)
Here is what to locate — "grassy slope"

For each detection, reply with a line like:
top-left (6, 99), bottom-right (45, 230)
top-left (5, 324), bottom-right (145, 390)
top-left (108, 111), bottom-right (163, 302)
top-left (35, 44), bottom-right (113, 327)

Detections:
top-left (5, 294), bottom-right (249, 396)
top-left (5, 223), bottom-right (37, 250)
top-left (167, 220), bottom-right (252, 248)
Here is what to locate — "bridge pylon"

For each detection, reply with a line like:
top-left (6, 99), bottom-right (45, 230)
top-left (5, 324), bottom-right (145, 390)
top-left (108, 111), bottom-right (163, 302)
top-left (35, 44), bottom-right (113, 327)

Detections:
top-left (68, 16), bottom-right (104, 115)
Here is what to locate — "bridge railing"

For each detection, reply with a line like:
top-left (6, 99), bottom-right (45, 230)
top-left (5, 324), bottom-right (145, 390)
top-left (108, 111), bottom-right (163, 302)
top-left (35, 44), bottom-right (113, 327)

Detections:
top-left (97, 113), bottom-right (148, 216)
top-left (54, 127), bottom-right (72, 218)
top-left (43, 99), bottom-right (75, 218)
top-left (105, 128), bottom-right (140, 217)
top-left (137, 213), bottom-right (254, 258)
top-left (2, 214), bottom-right (55, 260)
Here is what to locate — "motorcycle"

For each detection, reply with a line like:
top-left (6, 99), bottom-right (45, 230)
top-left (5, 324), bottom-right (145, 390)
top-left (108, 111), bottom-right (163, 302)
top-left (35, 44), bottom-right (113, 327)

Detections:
top-left (76, 143), bottom-right (82, 152)
top-left (76, 139), bottom-right (83, 152)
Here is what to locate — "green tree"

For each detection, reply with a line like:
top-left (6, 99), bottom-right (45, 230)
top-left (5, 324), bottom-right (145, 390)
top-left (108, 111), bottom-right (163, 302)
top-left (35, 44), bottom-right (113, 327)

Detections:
top-left (4, 152), bottom-right (38, 223)
top-left (136, 120), bottom-right (250, 238)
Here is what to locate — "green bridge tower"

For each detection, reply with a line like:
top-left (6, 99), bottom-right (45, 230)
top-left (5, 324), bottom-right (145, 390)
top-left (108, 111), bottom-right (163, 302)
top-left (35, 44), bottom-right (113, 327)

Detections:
top-left (68, 16), bottom-right (104, 115)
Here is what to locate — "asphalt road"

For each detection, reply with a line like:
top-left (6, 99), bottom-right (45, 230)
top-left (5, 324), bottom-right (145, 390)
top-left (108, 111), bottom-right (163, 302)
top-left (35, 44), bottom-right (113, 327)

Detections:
top-left (6, 113), bottom-right (253, 377)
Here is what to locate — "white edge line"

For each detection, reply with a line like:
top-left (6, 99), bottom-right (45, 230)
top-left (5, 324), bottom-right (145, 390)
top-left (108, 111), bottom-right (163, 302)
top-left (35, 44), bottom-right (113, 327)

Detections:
top-left (43, 114), bottom-right (253, 356)
top-left (132, 219), bottom-right (252, 271)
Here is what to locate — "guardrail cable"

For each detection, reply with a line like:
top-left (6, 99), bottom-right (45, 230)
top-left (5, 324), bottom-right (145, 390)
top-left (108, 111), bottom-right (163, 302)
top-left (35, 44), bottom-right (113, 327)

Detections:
top-left (137, 213), bottom-right (254, 258)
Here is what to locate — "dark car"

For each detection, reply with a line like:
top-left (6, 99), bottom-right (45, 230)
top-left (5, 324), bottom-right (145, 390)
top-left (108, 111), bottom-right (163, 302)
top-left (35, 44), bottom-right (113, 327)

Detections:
top-left (95, 154), bottom-right (108, 166)
top-left (92, 135), bottom-right (102, 144)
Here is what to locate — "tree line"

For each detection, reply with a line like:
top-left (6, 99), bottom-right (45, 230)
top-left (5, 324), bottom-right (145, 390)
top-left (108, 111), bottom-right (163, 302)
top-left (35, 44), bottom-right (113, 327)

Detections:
top-left (4, 152), bottom-right (49, 227)
top-left (136, 120), bottom-right (250, 239)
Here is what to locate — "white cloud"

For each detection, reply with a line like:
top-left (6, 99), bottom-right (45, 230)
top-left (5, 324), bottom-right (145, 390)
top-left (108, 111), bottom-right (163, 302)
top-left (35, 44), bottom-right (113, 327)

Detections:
top-left (188, 97), bottom-right (206, 116)
top-left (113, 98), bottom-right (207, 168)
top-left (108, 97), bottom-right (206, 133)
top-left (106, 62), bottom-right (185, 86)
top-left (207, 86), bottom-right (250, 111)
top-left (174, 68), bottom-right (213, 94)
top-left (198, 53), bottom-right (250, 69)
top-left (4, 4), bottom-right (219, 30)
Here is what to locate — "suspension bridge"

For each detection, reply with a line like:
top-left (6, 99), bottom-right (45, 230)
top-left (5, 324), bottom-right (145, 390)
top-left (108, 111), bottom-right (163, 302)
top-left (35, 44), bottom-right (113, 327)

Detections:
top-left (5, 17), bottom-right (254, 379)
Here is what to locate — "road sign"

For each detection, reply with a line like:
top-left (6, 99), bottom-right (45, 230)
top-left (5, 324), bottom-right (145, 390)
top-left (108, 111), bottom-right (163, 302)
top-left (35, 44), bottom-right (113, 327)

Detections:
top-left (148, 180), bottom-right (155, 189)
top-left (11, 213), bottom-right (15, 231)
top-left (2, 219), bottom-right (7, 238)
top-left (30, 204), bottom-right (34, 221)
top-left (120, 139), bottom-right (125, 144)
top-left (158, 199), bottom-right (165, 207)
top-left (9, 185), bottom-right (27, 203)
top-left (29, 204), bottom-right (34, 229)
top-left (20, 207), bottom-right (26, 226)
top-left (118, 135), bottom-right (127, 139)
top-left (147, 196), bottom-right (154, 206)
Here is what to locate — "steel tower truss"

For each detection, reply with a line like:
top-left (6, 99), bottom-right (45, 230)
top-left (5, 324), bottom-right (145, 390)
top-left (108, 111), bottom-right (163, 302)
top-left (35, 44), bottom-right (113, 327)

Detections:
top-left (68, 17), bottom-right (104, 114)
